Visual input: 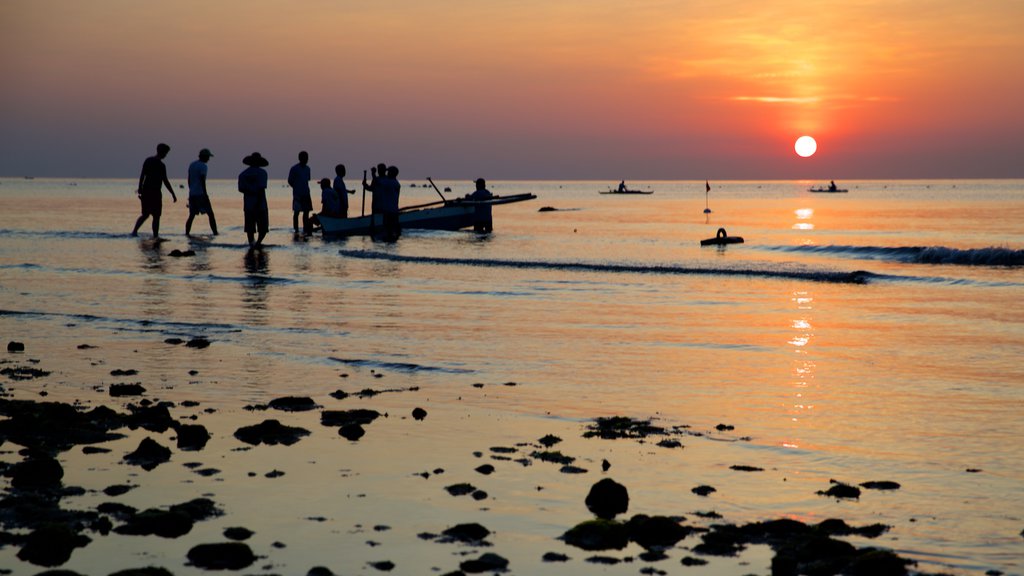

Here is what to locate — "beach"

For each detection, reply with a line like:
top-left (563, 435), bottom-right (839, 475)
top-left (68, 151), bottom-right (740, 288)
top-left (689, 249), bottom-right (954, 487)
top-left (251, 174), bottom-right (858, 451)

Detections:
top-left (1, 178), bottom-right (1023, 575)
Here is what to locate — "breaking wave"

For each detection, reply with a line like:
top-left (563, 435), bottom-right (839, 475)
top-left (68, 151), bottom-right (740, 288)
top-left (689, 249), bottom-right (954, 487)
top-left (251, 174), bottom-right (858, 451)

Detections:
top-left (763, 244), bottom-right (1024, 267)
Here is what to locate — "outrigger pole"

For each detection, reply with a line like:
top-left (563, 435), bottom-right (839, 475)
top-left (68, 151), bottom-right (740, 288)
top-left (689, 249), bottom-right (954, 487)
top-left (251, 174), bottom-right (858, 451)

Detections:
top-left (426, 177), bottom-right (448, 204)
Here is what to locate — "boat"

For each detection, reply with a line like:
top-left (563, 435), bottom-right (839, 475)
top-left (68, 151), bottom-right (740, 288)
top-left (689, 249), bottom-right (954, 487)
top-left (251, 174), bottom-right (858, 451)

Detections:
top-left (808, 187), bottom-right (848, 193)
top-left (319, 193), bottom-right (537, 237)
top-left (599, 189), bottom-right (653, 195)
top-left (700, 228), bottom-right (744, 246)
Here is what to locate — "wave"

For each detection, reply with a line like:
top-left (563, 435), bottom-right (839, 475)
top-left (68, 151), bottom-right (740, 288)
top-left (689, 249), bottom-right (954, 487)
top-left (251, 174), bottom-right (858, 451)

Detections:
top-left (329, 357), bottom-right (473, 374)
top-left (763, 244), bottom-right (1024, 267)
top-left (337, 249), bottom-right (875, 284)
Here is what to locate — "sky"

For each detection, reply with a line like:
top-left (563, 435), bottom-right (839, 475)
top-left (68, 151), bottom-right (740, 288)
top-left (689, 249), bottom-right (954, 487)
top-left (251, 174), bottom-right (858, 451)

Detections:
top-left (1, 0), bottom-right (1022, 180)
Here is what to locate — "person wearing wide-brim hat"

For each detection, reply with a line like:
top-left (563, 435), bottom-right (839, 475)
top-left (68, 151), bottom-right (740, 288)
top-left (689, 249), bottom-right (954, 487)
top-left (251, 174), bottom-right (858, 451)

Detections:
top-left (238, 152), bottom-right (270, 249)
top-left (186, 148), bottom-right (218, 236)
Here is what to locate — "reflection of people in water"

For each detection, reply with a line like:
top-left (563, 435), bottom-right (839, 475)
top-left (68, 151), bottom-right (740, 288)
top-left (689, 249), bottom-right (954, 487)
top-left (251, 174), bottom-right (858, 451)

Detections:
top-left (185, 148), bottom-right (218, 236)
top-left (468, 178), bottom-right (493, 233)
top-left (828, 180), bottom-right (837, 191)
top-left (132, 143), bottom-right (177, 239)
top-left (618, 180), bottom-right (627, 192)
top-left (238, 152), bottom-right (270, 250)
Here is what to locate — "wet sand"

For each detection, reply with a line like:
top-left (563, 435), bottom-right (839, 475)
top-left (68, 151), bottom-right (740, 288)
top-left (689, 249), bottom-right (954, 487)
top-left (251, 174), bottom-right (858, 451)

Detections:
top-left (0, 335), bottom-right (936, 576)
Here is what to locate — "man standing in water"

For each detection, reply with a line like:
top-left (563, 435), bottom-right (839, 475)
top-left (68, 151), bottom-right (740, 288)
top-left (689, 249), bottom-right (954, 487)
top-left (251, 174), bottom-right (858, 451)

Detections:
top-left (468, 177), bottom-right (493, 233)
top-left (185, 148), bottom-right (218, 236)
top-left (288, 151), bottom-right (313, 235)
top-left (132, 143), bottom-right (176, 239)
top-left (238, 152), bottom-right (270, 249)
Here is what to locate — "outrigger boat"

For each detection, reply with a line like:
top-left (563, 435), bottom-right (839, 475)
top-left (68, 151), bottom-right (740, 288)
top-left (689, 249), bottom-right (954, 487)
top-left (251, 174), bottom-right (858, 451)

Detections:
top-left (319, 178), bottom-right (536, 238)
top-left (808, 187), bottom-right (848, 193)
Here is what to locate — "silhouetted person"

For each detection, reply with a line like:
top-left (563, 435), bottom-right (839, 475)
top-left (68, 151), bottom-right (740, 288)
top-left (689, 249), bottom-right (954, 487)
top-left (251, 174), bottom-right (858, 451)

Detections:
top-left (238, 152), bottom-right (270, 249)
top-left (185, 148), bottom-right (218, 235)
top-left (333, 164), bottom-right (355, 218)
top-left (618, 180), bottom-right (627, 192)
top-left (362, 162), bottom-right (387, 234)
top-left (468, 177), bottom-right (493, 233)
top-left (132, 143), bottom-right (176, 238)
top-left (319, 178), bottom-right (341, 218)
top-left (379, 165), bottom-right (402, 241)
top-left (288, 151), bottom-right (312, 235)
top-left (829, 180), bottom-right (837, 191)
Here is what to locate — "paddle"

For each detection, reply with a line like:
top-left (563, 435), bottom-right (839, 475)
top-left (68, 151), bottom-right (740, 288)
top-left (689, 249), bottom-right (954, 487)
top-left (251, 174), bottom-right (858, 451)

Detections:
top-left (361, 169), bottom-right (367, 217)
top-left (426, 177), bottom-right (448, 203)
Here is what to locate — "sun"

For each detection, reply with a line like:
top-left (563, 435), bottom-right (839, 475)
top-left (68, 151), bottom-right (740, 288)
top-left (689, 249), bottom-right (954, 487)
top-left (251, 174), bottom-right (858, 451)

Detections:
top-left (795, 136), bottom-right (817, 157)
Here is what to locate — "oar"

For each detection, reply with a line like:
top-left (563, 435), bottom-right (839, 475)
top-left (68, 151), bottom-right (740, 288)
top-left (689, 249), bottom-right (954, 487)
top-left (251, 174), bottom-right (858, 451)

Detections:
top-left (361, 169), bottom-right (367, 217)
top-left (426, 177), bottom-right (448, 203)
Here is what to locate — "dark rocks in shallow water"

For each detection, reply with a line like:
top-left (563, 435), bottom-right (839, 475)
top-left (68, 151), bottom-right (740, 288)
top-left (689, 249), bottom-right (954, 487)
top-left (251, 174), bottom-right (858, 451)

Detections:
top-left (585, 478), bottom-right (629, 520)
top-left (729, 464), bottom-right (763, 472)
top-left (542, 551), bottom-right (570, 562)
top-left (460, 552), bottom-right (509, 573)
top-left (538, 434), bottom-right (562, 447)
top-left (656, 439), bottom-right (683, 449)
top-left (860, 480), bottom-right (901, 490)
top-left (168, 249), bottom-right (195, 257)
top-left (626, 514), bottom-right (694, 549)
top-left (234, 419), bottom-right (310, 446)
top-left (268, 396), bottom-right (320, 412)
top-left (173, 423), bottom-right (210, 450)
top-left (368, 560), bottom-right (395, 571)
top-left (817, 481), bottom-right (861, 499)
top-left (844, 548), bottom-right (915, 576)
top-left (584, 416), bottom-right (665, 440)
top-left (475, 464), bottom-right (495, 475)
top-left (412, 407), bottom-right (427, 420)
top-left (109, 369), bottom-right (138, 376)
top-left (442, 522), bottom-right (490, 543)
top-left (109, 383), bottom-right (146, 397)
top-left (1, 365), bottom-right (51, 380)
top-left (185, 337), bottom-right (210, 349)
top-left (307, 567), bottom-right (335, 576)
top-left (562, 519), bottom-right (629, 551)
top-left (187, 542), bottom-right (256, 570)
top-left (445, 483), bottom-right (478, 496)
top-left (10, 456), bottom-right (64, 490)
top-left (681, 556), bottom-right (708, 566)
top-left (103, 484), bottom-right (134, 496)
top-left (124, 437), bottom-right (171, 471)
top-left (692, 527), bottom-right (747, 556)
top-left (164, 338), bottom-right (185, 345)
top-left (339, 423), bottom-right (365, 441)
top-left (7, 341), bottom-right (26, 352)
top-left (321, 409), bottom-right (382, 427)
top-left (223, 526), bottom-right (254, 541)
top-left (560, 465), bottom-right (587, 474)
top-left (17, 523), bottom-right (91, 566)
top-left (692, 485), bottom-right (716, 496)
top-left (114, 508), bottom-right (194, 538)
top-left (170, 497), bottom-right (222, 522)
top-left (601, 459), bottom-right (611, 472)
top-left (108, 567), bottom-right (176, 576)
top-left (715, 423), bottom-right (735, 431)
top-left (532, 450), bottom-right (574, 465)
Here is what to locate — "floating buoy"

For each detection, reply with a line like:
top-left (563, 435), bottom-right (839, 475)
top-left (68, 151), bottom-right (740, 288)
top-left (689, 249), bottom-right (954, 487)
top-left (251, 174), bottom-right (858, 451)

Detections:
top-left (700, 227), bottom-right (744, 246)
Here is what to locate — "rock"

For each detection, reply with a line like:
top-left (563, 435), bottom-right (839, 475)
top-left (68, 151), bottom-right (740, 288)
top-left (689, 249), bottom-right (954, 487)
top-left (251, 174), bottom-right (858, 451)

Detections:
top-left (475, 464), bottom-right (495, 475)
top-left (109, 383), bottom-right (146, 397)
top-left (173, 423), bottom-right (210, 450)
top-left (626, 514), bottom-right (694, 549)
top-left (168, 249), bottom-right (195, 257)
top-left (460, 552), bottom-right (509, 573)
top-left (442, 523), bottom-right (490, 543)
top-left (692, 485), bottom-right (716, 496)
top-left (412, 407), bottom-right (427, 420)
top-left (268, 396), bottom-right (320, 412)
top-left (817, 481), bottom-right (861, 499)
top-left (860, 480), bottom-right (901, 490)
top-left (601, 459), bottom-right (611, 472)
top-left (10, 457), bottom-right (64, 490)
top-left (321, 409), bottom-right (382, 427)
top-left (187, 542), bottom-right (256, 570)
top-left (110, 369), bottom-right (139, 376)
top-left (656, 439), bottom-right (683, 449)
top-left (234, 419), bottom-right (310, 446)
top-left (729, 465), bottom-right (763, 472)
top-left (185, 337), bottom-right (210, 349)
top-left (103, 484), bottom-right (133, 496)
top-left (562, 519), bottom-right (629, 551)
top-left (681, 556), bottom-right (708, 566)
top-left (369, 560), bottom-right (395, 571)
top-left (445, 483), bottom-right (477, 496)
top-left (307, 567), bottom-right (335, 576)
top-left (715, 423), bottom-right (735, 431)
top-left (585, 478), bottom-right (629, 519)
top-left (108, 568), bottom-right (176, 576)
top-left (164, 338), bottom-right (185, 345)
top-left (114, 509), bottom-right (194, 538)
top-left (845, 549), bottom-right (914, 575)
top-left (124, 437), bottom-right (171, 471)
top-left (339, 423), bottom-right (365, 441)
top-left (542, 551), bottom-right (570, 562)
top-left (16, 523), bottom-right (91, 566)
top-left (7, 341), bottom-right (25, 352)
top-left (560, 465), bottom-right (587, 474)
top-left (538, 434), bottom-right (562, 447)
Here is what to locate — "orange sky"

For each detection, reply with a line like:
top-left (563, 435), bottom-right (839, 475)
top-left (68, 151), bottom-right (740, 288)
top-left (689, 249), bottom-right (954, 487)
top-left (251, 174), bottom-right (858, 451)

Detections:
top-left (1, 0), bottom-right (1022, 179)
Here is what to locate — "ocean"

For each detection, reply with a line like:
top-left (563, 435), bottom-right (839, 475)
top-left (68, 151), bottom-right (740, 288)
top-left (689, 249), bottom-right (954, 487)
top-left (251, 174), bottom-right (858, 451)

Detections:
top-left (1, 177), bottom-right (1022, 575)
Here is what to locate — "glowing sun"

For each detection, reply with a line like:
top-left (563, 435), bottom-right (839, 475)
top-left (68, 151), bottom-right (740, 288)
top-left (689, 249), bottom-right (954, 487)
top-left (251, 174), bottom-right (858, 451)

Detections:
top-left (795, 136), bottom-right (817, 157)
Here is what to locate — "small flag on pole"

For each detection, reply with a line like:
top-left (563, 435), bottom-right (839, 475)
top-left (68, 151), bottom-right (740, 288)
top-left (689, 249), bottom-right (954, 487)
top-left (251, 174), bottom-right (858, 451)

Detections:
top-left (706, 180), bottom-right (711, 193)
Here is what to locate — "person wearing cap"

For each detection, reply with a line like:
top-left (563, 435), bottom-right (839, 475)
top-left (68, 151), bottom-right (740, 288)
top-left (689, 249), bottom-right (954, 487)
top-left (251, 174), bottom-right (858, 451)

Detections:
top-left (238, 152), bottom-right (270, 249)
top-left (467, 177), bottom-right (493, 233)
top-left (318, 177), bottom-right (342, 218)
top-left (288, 151), bottom-right (313, 235)
top-left (185, 148), bottom-right (218, 236)
top-left (131, 142), bottom-right (177, 239)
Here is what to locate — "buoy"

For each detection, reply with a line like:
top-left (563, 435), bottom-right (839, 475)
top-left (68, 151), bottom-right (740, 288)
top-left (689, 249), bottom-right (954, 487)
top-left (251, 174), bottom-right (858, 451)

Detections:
top-left (700, 227), bottom-right (744, 246)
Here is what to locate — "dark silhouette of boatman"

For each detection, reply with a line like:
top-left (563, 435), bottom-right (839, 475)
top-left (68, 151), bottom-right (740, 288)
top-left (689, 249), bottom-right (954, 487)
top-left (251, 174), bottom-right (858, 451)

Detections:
top-left (132, 143), bottom-right (177, 239)
top-left (379, 166), bottom-right (402, 241)
top-left (362, 162), bottom-right (387, 233)
top-left (185, 148), bottom-right (218, 235)
top-left (468, 178), bottom-right (493, 233)
top-left (333, 164), bottom-right (355, 218)
top-left (288, 151), bottom-right (313, 235)
top-left (238, 152), bottom-right (270, 249)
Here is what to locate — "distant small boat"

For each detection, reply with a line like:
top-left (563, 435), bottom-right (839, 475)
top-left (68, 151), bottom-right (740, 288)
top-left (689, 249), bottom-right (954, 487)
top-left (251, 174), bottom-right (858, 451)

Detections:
top-left (701, 228), bottom-right (744, 246)
top-left (808, 187), bottom-right (848, 193)
top-left (600, 189), bottom-right (653, 195)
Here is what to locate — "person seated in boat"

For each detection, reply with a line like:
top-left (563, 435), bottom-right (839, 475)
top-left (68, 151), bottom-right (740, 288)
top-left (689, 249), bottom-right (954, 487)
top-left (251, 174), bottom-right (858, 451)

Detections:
top-left (618, 180), bottom-right (627, 192)
top-left (828, 180), bottom-right (837, 191)
top-left (467, 177), bottom-right (493, 233)
top-left (318, 178), bottom-right (342, 219)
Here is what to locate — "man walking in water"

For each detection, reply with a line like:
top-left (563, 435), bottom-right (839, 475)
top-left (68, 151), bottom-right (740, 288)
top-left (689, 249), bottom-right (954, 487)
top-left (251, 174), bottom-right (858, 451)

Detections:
top-left (288, 151), bottom-right (313, 235)
top-left (185, 148), bottom-right (218, 235)
top-left (132, 143), bottom-right (177, 239)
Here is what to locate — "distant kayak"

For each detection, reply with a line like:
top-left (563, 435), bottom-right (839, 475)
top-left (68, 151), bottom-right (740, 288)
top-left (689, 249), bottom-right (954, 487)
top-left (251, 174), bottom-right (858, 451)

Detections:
top-left (600, 189), bottom-right (653, 195)
top-left (701, 227), bottom-right (744, 246)
top-left (808, 187), bottom-right (848, 193)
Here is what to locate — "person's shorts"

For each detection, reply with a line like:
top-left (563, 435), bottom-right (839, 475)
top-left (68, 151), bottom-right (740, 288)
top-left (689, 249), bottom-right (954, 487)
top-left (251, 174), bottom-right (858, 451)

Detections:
top-left (140, 189), bottom-right (162, 217)
top-left (188, 194), bottom-right (213, 215)
top-left (244, 208), bottom-right (269, 235)
top-left (293, 193), bottom-right (313, 212)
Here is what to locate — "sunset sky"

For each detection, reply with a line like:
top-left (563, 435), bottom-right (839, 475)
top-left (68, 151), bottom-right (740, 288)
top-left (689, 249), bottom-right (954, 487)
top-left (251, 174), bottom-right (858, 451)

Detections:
top-left (1, 0), bottom-right (1022, 180)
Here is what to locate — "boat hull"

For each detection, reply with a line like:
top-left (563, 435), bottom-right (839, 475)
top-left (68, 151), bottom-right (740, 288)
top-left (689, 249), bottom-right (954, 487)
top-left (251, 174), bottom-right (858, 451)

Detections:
top-left (319, 193), bottom-right (536, 237)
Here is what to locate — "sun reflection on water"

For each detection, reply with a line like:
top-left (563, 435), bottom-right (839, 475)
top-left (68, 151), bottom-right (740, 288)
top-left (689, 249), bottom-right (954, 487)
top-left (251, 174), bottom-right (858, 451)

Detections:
top-left (793, 207), bottom-right (815, 230)
top-left (783, 290), bottom-right (817, 448)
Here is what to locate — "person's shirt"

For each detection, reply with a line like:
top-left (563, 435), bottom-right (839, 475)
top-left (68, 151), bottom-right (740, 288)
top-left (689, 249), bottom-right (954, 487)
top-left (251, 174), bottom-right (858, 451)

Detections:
top-left (238, 166), bottom-right (269, 210)
top-left (378, 176), bottom-right (401, 213)
top-left (470, 187), bottom-right (493, 218)
top-left (321, 184), bottom-right (342, 216)
top-left (187, 160), bottom-right (208, 197)
top-left (140, 155), bottom-right (169, 192)
top-left (288, 163), bottom-right (311, 196)
top-left (333, 177), bottom-right (349, 213)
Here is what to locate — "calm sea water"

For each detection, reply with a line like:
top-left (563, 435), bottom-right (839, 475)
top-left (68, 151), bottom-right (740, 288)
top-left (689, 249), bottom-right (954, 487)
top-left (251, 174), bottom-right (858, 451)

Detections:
top-left (1, 177), bottom-right (1022, 575)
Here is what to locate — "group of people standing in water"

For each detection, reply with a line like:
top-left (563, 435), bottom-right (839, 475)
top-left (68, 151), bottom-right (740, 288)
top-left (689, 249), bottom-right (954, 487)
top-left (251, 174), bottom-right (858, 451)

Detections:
top-left (130, 143), bottom-right (403, 249)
